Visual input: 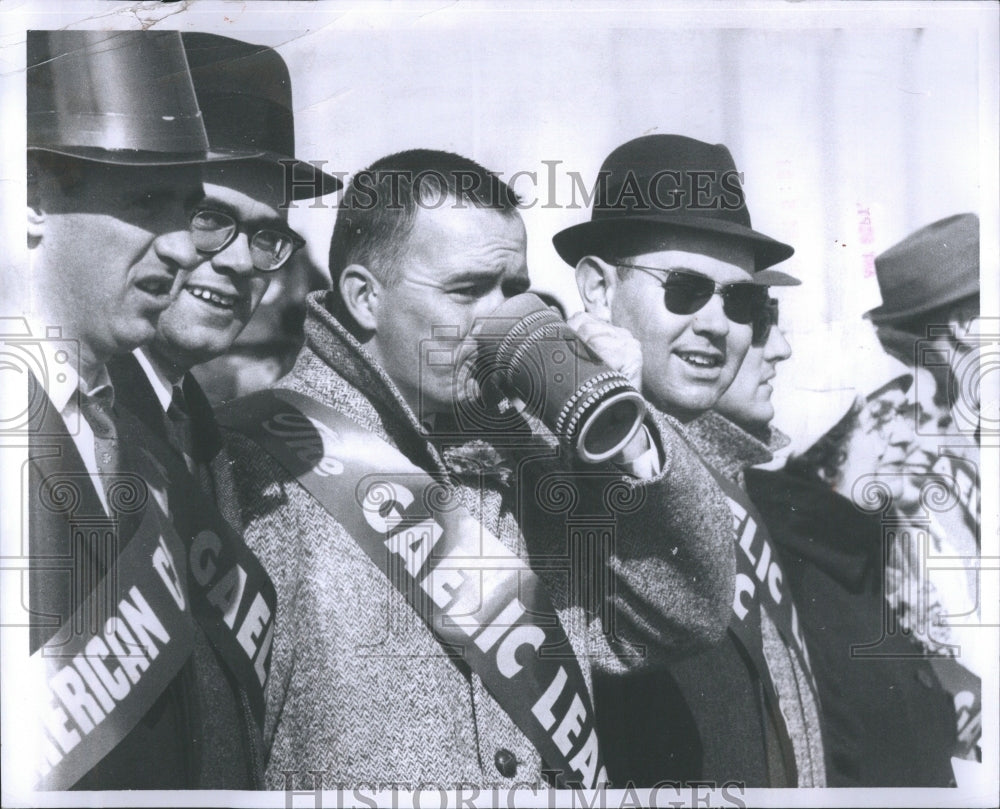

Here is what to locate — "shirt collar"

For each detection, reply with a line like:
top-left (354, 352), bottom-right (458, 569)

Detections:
top-left (54, 362), bottom-right (115, 418)
top-left (46, 355), bottom-right (80, 413)
top-left (133, 347), bottom-right (177, 414)
top-left (46, 353), bottom-right (114, 415)
top-left (87, 364), bottom-right (114, 399)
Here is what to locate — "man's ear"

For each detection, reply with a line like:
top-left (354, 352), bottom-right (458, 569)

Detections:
top-left (26, 205), bottom-right (46, 243)
top-left (339, 264), bottom-right (381, 332)
top-left (575, 255), bottom-right (617, 322)
top-left (26, 156), bottom-right (47, 243)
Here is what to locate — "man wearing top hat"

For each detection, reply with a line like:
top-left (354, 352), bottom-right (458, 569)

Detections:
top-left (23, 30), bottom-right (277, 790)
top-left (556, 134), bottom-right (823, 785)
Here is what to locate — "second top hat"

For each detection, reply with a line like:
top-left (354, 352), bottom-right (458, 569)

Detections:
top-left (181, 33), bottom-right (342, 200)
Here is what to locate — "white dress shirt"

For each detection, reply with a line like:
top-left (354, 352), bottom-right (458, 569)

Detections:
top-left (47, 360), bottom-right (115, 515)
top-left (132, 347), bottom-right (176, 414)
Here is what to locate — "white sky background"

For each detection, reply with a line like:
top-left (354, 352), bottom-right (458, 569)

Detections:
top-left (2, 1), bottom-right (996, 431)
top-left (1, 2), bottom-right (998, 806)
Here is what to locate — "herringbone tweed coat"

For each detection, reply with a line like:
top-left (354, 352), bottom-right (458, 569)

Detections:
top-left (221, 290), bottom-right (736, 789)
top-left (684, 412), bottom-right (825, 786)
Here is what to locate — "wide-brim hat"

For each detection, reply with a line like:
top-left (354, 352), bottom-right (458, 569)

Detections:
top-left (182, 33), bottom-right (342, 200)
top-left (27, 30), bottom-right (248, 166)
top-left (553, 134), bottom-right (795, 272)
top-left (865, 213), bottom-right (979, 325)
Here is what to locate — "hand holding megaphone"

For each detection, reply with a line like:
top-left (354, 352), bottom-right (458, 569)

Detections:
top-left (563, 311), bottom-right (645, 393)
top-left (470, 293), bottom-right (647, 464)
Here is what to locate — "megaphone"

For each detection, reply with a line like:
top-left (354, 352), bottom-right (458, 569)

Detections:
top-left (471, 293), bottom-right (646, 464)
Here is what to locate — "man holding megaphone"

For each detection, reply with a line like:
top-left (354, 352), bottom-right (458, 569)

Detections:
top-left (560, 134), bottom-right (820, 787)
top-left (219, 148), bottom-right (739, 788)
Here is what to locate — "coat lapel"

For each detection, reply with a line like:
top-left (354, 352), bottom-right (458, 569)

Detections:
top-left (28, 375), bottom-right (118, 652)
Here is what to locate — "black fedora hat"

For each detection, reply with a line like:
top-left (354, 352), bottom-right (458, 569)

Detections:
top-left (27, 30), bottom-right (244, 166)
top-left (865, 213), bottom-right (979, 325)
top-left (182, 33), bottom-right (342, 200)
top-left (553, 134), bottom-right (794, 273)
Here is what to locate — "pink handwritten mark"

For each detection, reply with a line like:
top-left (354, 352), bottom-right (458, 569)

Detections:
top-left (857, 204), bottom-right (876, 277)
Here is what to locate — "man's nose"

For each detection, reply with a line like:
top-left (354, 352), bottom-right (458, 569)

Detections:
top-left (153, 196), bottom-right (202, 271)
top-left (153, 227), bottom-right (202, 272)
top-left (690, 293), bottom-right (731, 337)
top-left (764, 326), bottom-right (792, 363)
top-left (886, 412), bottom-right (917, 446)
top-left (211, 232), bottom-right (256, 277)
top-left (480, 285), bottom-right (512, 317)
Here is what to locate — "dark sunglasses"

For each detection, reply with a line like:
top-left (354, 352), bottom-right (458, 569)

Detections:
top-left (618, 263), bottom-right (769, 330)
top-left (189, 208), bottom-right (306, 272)
top-left (751, 297), bottom-right (780, 347)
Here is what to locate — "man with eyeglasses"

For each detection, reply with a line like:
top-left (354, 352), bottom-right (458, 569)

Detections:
top-left (556, 134), bottom-right (823, 786)
top-left (23, 30), bottom-right (287, 791)
top-left (692, 292), bottom-right (828, 785)
top-left (714, 297), bottom-right (792, 438)
top-left (860, 214), bottom-right (984, 771)
top-left (866, 213), bottom-right (981, 441)
top-left (109, 33), bottom-right (338, 517)
top-left (104, 34), bottom-right (339, 788)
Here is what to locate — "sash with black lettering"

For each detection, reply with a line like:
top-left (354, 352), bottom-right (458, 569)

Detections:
top-left (31, 412), bottom-right (276, 789)
top-left (130, 419), bottom-right (277, 728)
top-left (31, 496), bottom-right (194, 791)
top-left (218, 389), bottom-right (608, 789)
top-left (705, 466), bottom-right (821, 746)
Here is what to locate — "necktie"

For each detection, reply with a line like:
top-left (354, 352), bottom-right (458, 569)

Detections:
top-left (167, 384), bottom-right (197, 475)
top-left (78, 386), bottom-right (120, 505)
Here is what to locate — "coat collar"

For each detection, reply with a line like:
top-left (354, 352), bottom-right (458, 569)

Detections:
top-left (291, 291), bottom-right (595, 486)
top-left (291, 290), bottom-right (450, 477)
top-left (745, 467), bottom-right (882, 591)
top-left (683, 410), bottom-right (780, 485)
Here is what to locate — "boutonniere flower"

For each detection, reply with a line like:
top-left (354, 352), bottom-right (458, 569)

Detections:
top-left (441, 440), bottom-right (513, 485)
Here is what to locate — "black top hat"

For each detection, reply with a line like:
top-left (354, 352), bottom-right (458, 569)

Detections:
top-left (182, 33), bottom-right (342, 200)
top-left (27, 30), bottom-right (241, 166)
top-left (865, 213), bottom-right (979, 325)
top-left (553, 134), bottom-right (795, 274)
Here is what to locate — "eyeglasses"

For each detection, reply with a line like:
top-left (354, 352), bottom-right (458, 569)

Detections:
top-left (618, 263), bottom-right (769, 331)
top-left (860, 398), bottom-right (930, 437)
top-left (189, 208), bottom-right (305, 272)
top-left (751, 297), bottom-right (780, 347)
